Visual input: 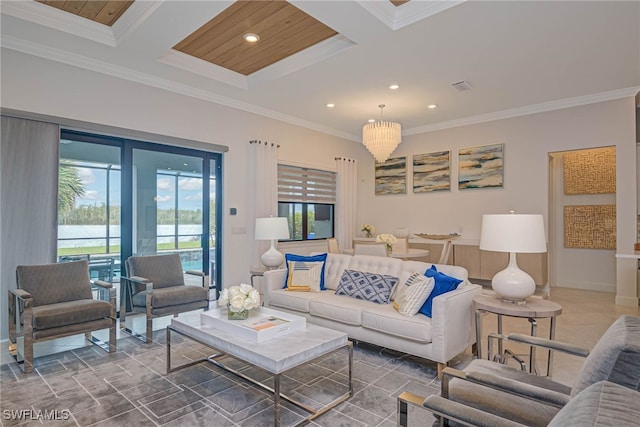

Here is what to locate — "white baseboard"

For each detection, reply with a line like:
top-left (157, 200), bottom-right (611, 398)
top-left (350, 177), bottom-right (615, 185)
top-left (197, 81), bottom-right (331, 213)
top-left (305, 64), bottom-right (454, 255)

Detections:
top-left (615, 295), bottom-right (640, 307)
top-left (553, 280), bottom-right (616, 293)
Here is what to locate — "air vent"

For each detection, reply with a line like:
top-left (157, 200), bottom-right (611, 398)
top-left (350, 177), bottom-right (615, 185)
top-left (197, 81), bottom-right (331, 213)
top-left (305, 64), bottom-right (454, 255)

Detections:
top-left (452, 81), bottom-right (472, 91)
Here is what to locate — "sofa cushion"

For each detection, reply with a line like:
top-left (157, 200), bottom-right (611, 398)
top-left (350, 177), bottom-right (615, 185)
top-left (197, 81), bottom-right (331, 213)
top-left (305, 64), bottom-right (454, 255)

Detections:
top-left (285, 253), bottom-right (328, 290)
top-left (393, 273), bottom-right (435, 316)
top-left (309, 292), bottom-right (375, 326)
top-left (269, 288), bottom-right (315, 313)
top-left (361, 304), bottom-right (433, 343)
top-left (335, 269), bottom-right (398, 304)
top-left (286, 260), bottom-right (324, 292)
top-left (419, 265), bottom-right (463, 317)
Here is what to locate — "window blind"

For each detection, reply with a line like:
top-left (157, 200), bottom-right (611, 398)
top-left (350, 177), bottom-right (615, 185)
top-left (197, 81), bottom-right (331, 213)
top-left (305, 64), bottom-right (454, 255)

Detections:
top-left (278, 164), bottom-right (336, 204)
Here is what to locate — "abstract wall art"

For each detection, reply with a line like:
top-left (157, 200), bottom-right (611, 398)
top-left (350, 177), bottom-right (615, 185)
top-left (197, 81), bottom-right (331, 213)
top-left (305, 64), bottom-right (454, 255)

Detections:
top-left (563, 147), bottom-right (616, 195)
top-left (458, 143), bottom-right (504, 190)
top-left (564, 204), bottom-right (616, 249)
top-left (413, 150), bottom-right (450, 193)
top-left (375, 156), bottom-right (406, 195)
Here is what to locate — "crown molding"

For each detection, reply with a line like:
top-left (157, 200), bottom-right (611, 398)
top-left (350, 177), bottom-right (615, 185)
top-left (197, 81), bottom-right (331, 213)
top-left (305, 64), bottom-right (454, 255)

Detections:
top-left (357, 0), bottom-right (464, 30)
top-left (1, 0), bottom-right (162, 47)
top-left (405, 86), bottom-right (640, 136)
top-left (1, 36), bottom-right (359, 142)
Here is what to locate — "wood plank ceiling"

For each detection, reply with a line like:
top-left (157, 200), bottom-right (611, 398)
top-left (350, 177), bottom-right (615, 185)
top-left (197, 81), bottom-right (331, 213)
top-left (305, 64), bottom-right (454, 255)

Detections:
top-left (173, 1), bottom-right (339, 76)
top-left (36, 0), bottom-right (134, 26)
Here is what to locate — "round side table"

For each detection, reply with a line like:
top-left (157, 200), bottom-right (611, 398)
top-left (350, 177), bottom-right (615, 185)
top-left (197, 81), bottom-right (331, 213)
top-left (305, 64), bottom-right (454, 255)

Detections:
top-left (473, 294), bottom-right (562, 376)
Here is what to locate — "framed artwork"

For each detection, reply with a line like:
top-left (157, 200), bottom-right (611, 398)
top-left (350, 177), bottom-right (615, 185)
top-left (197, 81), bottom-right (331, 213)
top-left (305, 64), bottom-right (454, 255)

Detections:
top-left (375, 156), bottom-right (406, 195)
top-left (413, 150), bottom-right (450, 193)
top-left (563, 147), bottom-right (616, 195)
top-left (564, 204), bottom-right (616, 249)
top-left (458, 143), bottom-right (504, 189)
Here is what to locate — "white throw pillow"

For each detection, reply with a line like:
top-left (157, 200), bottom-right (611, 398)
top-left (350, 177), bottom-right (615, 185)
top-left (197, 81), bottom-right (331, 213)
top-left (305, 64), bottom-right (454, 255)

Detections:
top-left (286, 260), bottom-right (324, 292)
top-left (393, 273), bottom-right (435, 316)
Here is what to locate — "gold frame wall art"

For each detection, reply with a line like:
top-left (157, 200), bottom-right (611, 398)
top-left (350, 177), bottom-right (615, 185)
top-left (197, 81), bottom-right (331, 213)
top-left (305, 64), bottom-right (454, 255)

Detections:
top-left (563, 147), bottom-right (616, 195)
top-left (564, 204), bottom-right (616, 249)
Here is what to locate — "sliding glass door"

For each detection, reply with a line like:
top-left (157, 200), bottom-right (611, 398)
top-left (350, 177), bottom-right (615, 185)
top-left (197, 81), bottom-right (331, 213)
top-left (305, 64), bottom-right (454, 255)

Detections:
top-left (58, 130), bottom-right (222, 294)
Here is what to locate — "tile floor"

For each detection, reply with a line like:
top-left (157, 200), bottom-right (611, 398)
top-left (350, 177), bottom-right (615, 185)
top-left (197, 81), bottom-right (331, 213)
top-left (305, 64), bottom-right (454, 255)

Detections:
top-left (0, 287), bottom-right (638, 426)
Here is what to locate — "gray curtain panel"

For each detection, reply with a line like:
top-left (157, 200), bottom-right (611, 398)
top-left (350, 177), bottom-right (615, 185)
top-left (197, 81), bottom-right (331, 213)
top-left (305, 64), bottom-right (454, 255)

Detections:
top-left (1, 115), bottom-right (59, 340)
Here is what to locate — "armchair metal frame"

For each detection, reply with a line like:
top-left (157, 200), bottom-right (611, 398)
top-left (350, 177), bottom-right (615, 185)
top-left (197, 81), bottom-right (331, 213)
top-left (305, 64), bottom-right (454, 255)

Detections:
top-left (120, 259), bottom-right (208, 343)
top-left (8, 279), bottom-right (116, 374)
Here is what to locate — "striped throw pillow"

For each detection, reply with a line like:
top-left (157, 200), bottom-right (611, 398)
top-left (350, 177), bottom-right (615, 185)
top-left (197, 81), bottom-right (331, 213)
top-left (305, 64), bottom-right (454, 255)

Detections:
top-left (393, 273), bottom-right (435, 316)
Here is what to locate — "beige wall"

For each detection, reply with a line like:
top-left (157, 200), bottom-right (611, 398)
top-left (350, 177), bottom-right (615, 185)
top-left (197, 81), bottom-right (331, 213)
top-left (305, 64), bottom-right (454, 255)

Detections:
top-left (1, 47), bottom-right (637, 307)
top-left (356, 98), bottom-right (637, 304)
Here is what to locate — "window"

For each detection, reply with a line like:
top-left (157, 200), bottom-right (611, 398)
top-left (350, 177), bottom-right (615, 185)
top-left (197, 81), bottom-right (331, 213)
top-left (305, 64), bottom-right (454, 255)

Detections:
top-left (278, 164), bottom-right (336, 241)
top-left (57, 130), bottom-right (223, 294)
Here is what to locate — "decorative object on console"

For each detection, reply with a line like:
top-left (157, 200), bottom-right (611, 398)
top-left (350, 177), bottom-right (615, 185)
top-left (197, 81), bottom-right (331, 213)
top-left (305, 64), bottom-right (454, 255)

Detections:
top-left (375, 156), bottom-right (407, 195)
top-left (480, 212), bottom-right (547, 302)
top-left (458, 143), bottom-right (503, 190)
top-left (362, 104), bottom-right (401, 163)
top-left (361, 223), bottom-right (375, 238)
top-left (394, 227), bottom-right (409, 238)
top-left (335, 269), bottom-right (398, 304)
top-left (255, 216), bottom-right (290, 269)
top-left (376, 233), bottom-right (398, 253)
top-left (284, 253), bottom-right (328, 290)
top-left (218, 283), bottom-right (261, 320)
top-left (413, 150), bottom-right (451, 193)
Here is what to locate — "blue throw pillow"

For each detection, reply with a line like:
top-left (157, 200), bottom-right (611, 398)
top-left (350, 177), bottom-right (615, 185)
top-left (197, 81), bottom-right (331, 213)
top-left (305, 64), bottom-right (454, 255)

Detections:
top-left (335, 269), bottom-right (398, 304)
top-left (418, 265), bottom-right (463, 317)
top-left (284, 253), bottom-right (328, 290)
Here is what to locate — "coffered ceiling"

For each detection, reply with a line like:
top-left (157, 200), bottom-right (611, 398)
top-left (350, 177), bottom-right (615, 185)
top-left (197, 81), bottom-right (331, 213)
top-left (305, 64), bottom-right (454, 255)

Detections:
top-left (1, 1), bottom-right (639, 142)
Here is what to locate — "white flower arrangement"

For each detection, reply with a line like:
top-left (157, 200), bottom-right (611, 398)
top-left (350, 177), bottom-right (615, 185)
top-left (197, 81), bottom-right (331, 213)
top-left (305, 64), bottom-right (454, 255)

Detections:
top-left (361, 224), bottom-right (375, 238)
top-left (218, 283), bottom-right (261, 312)
top-left (376, 233), bottom-right (398, 252)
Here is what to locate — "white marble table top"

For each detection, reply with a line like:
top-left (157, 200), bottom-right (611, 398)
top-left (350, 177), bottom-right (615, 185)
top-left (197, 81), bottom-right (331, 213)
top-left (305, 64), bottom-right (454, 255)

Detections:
top-left (171, 311), bottom-right (348, 374)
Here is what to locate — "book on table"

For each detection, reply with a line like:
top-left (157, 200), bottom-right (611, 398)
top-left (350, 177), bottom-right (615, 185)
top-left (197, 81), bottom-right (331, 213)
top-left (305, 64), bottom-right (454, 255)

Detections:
top-left (245, 316), bottom-right (290, 331)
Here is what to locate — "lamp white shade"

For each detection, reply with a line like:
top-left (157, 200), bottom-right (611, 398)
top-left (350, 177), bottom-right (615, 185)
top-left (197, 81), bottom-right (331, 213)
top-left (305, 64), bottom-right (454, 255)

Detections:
top-left (479, 213), bottom-right (547, 301)
top-left (255, 217), bottom-right (290, 241)
top-left (479, 214), bottom-right (547, 253)
top-left (255, 217), bottom-right (290, 269)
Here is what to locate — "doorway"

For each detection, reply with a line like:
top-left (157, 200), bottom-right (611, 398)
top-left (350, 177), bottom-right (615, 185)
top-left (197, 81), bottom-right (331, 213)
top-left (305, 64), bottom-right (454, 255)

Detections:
top-left (57, 130), bottom-right (223, 296)
top-left (548, 147), bottom-right (617, 293)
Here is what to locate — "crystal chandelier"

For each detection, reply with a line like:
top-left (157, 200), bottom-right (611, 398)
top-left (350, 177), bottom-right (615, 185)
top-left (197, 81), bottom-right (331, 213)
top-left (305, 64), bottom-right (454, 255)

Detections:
top-left (362, 104), bottom-right (401, 163)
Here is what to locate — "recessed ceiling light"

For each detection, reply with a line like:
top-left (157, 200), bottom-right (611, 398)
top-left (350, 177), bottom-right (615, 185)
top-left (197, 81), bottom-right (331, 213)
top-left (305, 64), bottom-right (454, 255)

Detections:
top-left (243, 33), bottom-right (260, 43)
top-left (389, 84), bottom-right (399, 90)
top-left (326, 103), bottom-right (335, 108)
top-left (428, 104), bottom-right (438, 109)
top-left (368, 119), bottom-right (376, 123)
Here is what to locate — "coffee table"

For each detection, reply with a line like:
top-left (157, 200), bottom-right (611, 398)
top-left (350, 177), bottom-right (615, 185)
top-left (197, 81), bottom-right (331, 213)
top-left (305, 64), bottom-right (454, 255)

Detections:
top-left (167, 308), bottom-right (353, 426)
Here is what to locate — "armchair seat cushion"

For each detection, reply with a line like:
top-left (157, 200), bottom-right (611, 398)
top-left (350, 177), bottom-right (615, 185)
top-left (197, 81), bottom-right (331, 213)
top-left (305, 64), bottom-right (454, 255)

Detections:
top-left (32, 299), bottom-right (112, 330)
top-left (132, 285), bottom-right (207, 309)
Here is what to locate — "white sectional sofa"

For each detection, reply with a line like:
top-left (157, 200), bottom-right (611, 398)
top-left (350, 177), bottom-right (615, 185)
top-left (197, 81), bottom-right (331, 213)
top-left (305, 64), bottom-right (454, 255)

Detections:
top-left (263, 253), bottom-right (482, 372)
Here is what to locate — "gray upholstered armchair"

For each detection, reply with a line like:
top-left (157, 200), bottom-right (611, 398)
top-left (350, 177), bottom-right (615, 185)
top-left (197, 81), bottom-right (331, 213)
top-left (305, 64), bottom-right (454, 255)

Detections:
top-left (411, 380), bottom-right (640, 427)
top-left (8, 260), bottom-right (116, 374)
top-left (397, 314), bottom-right (640, 426)
top-left (120, 253), bottom-right (209, 343)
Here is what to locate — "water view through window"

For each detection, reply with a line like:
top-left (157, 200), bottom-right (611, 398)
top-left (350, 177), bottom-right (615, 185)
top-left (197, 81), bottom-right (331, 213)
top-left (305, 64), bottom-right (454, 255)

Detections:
top-left (57, 132), bottom-right (222, 293)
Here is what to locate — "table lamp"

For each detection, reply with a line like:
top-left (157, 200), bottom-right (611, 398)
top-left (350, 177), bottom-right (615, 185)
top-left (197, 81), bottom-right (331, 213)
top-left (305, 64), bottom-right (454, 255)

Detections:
top-left (479, 212), bottom-right (547, 303)
top-left (255, 217), bottom-right (290, 269)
